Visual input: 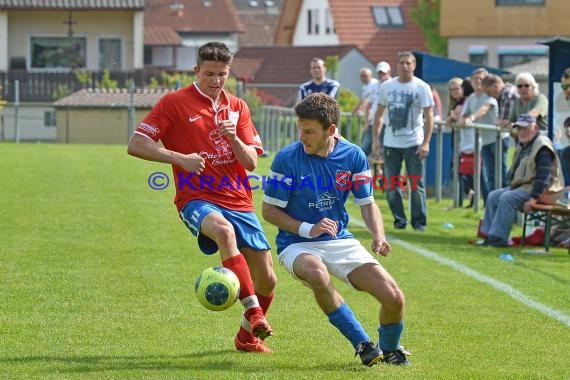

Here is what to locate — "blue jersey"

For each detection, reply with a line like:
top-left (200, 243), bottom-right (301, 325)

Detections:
top-left (298, 78), bottom-right (340, 103)
top-left (263, 139), bottom-right (374, 253)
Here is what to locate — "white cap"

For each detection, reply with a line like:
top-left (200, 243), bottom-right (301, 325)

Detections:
top-left (376, 61), bottom-right (390, 73)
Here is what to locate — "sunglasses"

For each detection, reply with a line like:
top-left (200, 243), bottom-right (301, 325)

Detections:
top-left (517, 84), bottom-right (531, 88)
top-left (561, 83), bottom-right (570, 90)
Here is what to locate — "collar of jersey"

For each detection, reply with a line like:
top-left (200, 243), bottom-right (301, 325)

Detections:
top-left (192, 82), bottom-right (230, 111)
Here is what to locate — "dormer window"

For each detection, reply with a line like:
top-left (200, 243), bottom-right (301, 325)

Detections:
top-left (372, 6), bottom-right (404, 27)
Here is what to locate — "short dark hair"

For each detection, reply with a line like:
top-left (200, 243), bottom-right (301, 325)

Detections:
top-left (564, 116), bottom-right (570, 128)
top-left (294, 93), bottom-right (340, 129)
top-left (562, 68), bottom-right (570, 80)
top-left (197, 42), bottom-right (233, 66)
top-left (481, 73), bottom-right (503, 88)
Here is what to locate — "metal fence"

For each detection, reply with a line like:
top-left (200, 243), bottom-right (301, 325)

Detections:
top-left (255, 105), bottom-right (510, 212)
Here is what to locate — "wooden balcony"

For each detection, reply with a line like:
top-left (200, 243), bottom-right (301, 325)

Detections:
top-left (0, 69), bottom-right (185, 103)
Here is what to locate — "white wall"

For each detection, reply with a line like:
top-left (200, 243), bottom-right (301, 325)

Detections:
top-left (292, 0), bottom-right (339, 46)
top-left (1, 104), bottom-right (57, 141)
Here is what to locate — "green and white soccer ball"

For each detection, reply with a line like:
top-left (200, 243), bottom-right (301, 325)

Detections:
top-left (194, 266), bottom-right (240, 311)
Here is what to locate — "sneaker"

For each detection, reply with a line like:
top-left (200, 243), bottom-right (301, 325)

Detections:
top-left (412, 224), bottom-right (426, 232)
top-left (381, 347), bottom-right (410, 366)
top-left (249, 312), bottom-right (273, 340)
top-left (234, 335), bottom-right (273, 353)
top-left (355, 341), bottom-right (383, 367)
top-left (394, 221), bottom-right (407, 230)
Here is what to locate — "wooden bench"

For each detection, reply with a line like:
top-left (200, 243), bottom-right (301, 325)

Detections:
top-left (522, 203), bottom-right (570, 253)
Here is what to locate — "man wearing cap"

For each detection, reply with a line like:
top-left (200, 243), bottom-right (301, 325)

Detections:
top-left (360, 61), bottom-right (391, 157)
top-left (479, 114), bottom-right (564, 247)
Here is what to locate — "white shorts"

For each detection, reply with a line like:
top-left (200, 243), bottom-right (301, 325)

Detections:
top-left (278, 238), bottom-right (380, 287)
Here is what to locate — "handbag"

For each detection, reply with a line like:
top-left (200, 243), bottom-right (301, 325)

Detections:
top-left (458, 153), bottom-right (475, 175)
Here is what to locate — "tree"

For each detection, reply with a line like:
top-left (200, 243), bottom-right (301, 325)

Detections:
top-left (409, 0), bottom-right (447, 56)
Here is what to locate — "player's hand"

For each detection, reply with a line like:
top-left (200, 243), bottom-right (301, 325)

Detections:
top-left (416, 143), bottom-right (429, 160)
top-left (312, 218), bottom-right (338, 238)
top-left (179, 153), bottom-right (205, 174)
top-left (218, 120), bottom-right (237, 142)
top-left (371, 237), bottom-right (391, 256)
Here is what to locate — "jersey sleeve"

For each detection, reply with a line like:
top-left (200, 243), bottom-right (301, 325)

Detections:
top-left (134, 95), bottom-right (174, 142)
top-left (234, 99), bottom-right (264, 155)
top-left (351, 147), bottom-right (374, 205)
top-left (263, 152), bottom-right (291, 208)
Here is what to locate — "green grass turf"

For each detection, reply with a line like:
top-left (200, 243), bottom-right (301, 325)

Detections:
top-left (1, 143), bottom-right (569, 379)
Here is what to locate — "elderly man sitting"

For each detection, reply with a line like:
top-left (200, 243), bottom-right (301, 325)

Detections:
top-left (479, 114), bottom-right (564, 247)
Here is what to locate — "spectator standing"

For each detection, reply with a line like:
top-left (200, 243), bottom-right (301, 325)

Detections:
top-left (297, 57), bottom-right (341, 103)
top-left (507, 72), bottom-right (549, 131)
top-left (460, 68), bottom-right (500, 204)
top-left (372, 51), bottom-right (435, 231)
top-left (362, 61), bottom-right (392, 157)
top-left (480, 73), bottom-right (515, 190)
top-left (447, 77), bottom-right (476, 207)
top-left (352, 67), bottom-right (378, 120)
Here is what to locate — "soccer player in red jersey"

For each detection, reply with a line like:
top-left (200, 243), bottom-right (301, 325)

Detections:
top-left (127, 41), bottom-right (276, 353)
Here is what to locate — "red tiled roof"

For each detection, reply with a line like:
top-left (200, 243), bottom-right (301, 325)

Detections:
top-left (54, 88), bottom-right (174, 108)
top-left (329, 0), bottom-right (427, 66)
top-left (238, 11), bottom-right (281, 47)
top-left (274, 0), bottom-right (428, 67)
top-left (144, 0), bottom-right (244, 33)
top-left (234, 45), bottom-right (358, 106)
top-left (0, 0), bottom-right (144, 8)
top-left (145, 25), bottom-right (182, 45)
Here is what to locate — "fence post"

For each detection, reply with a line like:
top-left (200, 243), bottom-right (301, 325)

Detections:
top-left (473, 128), bottom-right (482, 212)
top-left (14, 79), bottom-right (19, 143)
top-left (435, 122), bottom-right (443, 202)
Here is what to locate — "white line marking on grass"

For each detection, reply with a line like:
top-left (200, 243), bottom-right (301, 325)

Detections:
top-left (349, 217), bottom-right (570, 327)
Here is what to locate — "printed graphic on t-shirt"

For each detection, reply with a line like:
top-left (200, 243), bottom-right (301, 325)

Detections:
top-left (387, 90), bottom-right (418, 135)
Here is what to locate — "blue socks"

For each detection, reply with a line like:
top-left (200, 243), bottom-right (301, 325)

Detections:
top-left (327, 303), bottom-right (370, 349)
top-left (378, 321), bottom-right (404, 351)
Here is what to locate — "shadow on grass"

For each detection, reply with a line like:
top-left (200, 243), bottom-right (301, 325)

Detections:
top-left (1, 351), bottom-right (357, 374)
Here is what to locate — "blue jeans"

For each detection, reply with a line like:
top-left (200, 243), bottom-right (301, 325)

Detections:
top-left (481, 137), bottom-right (510, 203)
top-left (383, 146), bottom-right (426, 228)
top-left (360, 123), bottom-right (385, 156)
top-left (481, 187), bottom-right (530, 242)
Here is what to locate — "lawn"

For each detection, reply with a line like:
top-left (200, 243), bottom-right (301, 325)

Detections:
top-left (0, 143), bottom-right (569, 379)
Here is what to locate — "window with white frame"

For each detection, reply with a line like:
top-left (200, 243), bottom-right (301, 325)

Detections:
top-left (30, 37), bottom-right (87, 69)
top-left (307, 8), bottom-right (320, 35)
top-left (99, 38), bottom-right (122, 70)
top-left (44, 111), bottom-right (56, 127)
top-left (497, 46), bottom-right (548, 69)
top-left (468, 46), bottom-right (488, 66)
top-left (372, 6), bottom-right (404, 27)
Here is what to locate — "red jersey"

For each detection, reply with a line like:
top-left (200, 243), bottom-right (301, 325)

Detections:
top-left (135, 83), bottom-right (264, 212)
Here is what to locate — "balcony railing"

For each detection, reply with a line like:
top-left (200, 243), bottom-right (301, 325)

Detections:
top-left (0, 69), bottom-right (182, 103)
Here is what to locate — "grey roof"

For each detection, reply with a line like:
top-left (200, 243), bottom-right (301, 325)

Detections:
top-left (54, 88), bottom-right (173, 108)
top-left (0, 0), bottom-right (145, 9)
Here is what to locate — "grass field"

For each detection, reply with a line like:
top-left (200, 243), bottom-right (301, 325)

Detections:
top-left (1, 142), bottom-right (569, 379)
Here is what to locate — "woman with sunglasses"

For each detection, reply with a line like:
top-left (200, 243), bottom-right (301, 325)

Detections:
top-left (507, 72), bottom-right (549, 131)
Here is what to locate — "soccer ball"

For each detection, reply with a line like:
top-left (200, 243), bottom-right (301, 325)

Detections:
top-left (194, 266), bottom-right (240, 311)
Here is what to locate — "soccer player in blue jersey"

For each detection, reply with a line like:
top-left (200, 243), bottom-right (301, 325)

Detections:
top-left (297, 57), bottom-right (341, 104)
top-left (262, 93), bottom-right (410, 366)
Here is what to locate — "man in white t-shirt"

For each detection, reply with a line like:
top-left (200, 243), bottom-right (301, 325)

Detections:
top-left (372, 52), bottom-right (434, 231)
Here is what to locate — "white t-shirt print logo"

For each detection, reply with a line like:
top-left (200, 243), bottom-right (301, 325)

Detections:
top-left (188, 115), bottom-right (202, 123)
